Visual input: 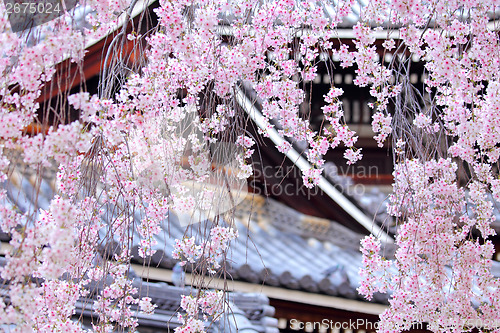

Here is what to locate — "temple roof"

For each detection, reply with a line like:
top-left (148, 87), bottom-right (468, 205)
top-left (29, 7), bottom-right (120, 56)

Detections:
top-left (1, 168), bottom-right (389, 307)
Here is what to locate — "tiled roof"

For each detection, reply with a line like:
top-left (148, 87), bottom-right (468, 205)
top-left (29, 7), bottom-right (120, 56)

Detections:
top-left (6, 162), bottom-right (500, 314)
top-left (127, 193), bottom-right (387, 302)
top-left (1, 170), bottom-right (387, 305)
top-left (0, 254), bottom-right (277, 333)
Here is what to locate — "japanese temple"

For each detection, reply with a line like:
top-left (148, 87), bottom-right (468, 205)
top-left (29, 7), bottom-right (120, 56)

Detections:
top-left (4, 1), bottom-right (500, 333)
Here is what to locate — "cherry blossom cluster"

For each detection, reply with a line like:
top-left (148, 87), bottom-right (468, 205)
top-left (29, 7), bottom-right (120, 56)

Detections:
top-left (352, 0), bottom-right (500, 331)
top-left (371, 112), bottom-right (392, 148)
top-left (358, 235), bottom-right (390, 300)
top-left (173, 237), bottom-right (203, 265)
top-left (173, 227), bottom-right (238, 274)
top-left (92, 263), bottom-right (140, 332)
top-left (204, 226), bottom-right (239, 273)
top-left (235, 135), bottom-right (255, 179)
top-left (0, 0), bottom-right (150, 330)
top-left (176, 290), bottom-right (224, 333)
top-left (361, 158), bottom-right (500, 332)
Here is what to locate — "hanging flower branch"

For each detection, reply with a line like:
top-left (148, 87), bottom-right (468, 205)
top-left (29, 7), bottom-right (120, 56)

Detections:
top-left (1, 0), bottom-right (500, 332)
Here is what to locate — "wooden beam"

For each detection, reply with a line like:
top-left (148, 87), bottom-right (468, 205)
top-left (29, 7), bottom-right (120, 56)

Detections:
top-left (130, 263), bottom-right (388, 316)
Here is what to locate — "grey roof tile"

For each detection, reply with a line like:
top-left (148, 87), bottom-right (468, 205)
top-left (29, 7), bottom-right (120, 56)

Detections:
top-left (1, 170), bottom-right (390, 305)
